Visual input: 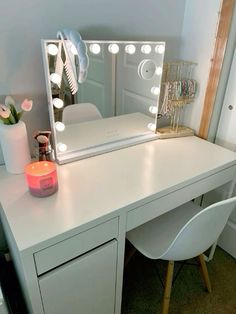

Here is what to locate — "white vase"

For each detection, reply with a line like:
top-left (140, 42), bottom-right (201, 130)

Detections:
top-left (0, 121), bottom-right (31, 174)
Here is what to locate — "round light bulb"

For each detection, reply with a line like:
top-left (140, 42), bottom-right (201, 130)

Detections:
top-left (52, 98), bottom-right (64, 109)
top-left (55, 121), bottom-right (65, 132)
top-left (151, 86), bottom-right (160, 95)
top-left (147, 123), bottom-right (156, 131)
top-left (155, 44), bottom-right (165, 54)
top-left (89, 43), bottom-right (101, 54)
top-left (57, 143), bottom-right (67, 152)
top-left (125, 44), bottom-right (136, 55)
top-left (149, 106), bottom-right (158, 114)
top-left (50, 73), bottom-right (61, 85)
top-left (156, 67), bottom-right (163, 76)
top-left (108, 44), bottom-right (119, 54)
top-left (141, 45), bottom-right (152, 54)
top-left (71, 44), bottom-right (78, 55)
top-left (47, 44), bottom-right (58, 56)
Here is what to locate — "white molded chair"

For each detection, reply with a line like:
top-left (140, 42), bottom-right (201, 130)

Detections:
top-left (63, 103), bottom-right (103, 124)
top-left (126, 197), bottom-right (236, 314)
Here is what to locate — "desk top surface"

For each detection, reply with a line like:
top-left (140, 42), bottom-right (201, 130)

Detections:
top-left (0, 136), bottom-right (236, 253)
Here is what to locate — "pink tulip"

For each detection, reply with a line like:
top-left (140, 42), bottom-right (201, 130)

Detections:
top-left (1, 96), bottom-right (33, 125)
top-left (21, 99), bottom-right (33, 112)
top-left (0, 104), bottom-right (11, 119)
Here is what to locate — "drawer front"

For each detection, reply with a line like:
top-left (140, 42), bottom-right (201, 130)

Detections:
top-left (34, 217), bottom-right (119, 275)
top-left (127, 167), bottom-right (235, 231)
top-left (39, 240), bottom-right (117, 314)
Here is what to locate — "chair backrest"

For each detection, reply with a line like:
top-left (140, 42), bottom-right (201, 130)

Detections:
top-left (162, 196), bottom-right (236, 261)
top-left (63, 103), bottom-right (103, 124)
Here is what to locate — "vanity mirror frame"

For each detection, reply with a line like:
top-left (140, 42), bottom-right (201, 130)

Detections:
top-left (42, 39), bottom-right (165, 164)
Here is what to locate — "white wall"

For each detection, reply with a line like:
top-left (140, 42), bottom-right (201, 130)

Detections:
top-left (208, 5), bottom-right (236, 142)
top-left (180, 0), bottom-right (222, 132)
top-left (0, 0), bottom-right (186, 164)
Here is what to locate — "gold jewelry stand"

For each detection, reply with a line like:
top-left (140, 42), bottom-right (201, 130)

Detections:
top-left (157, 61), bottom-right (197, 138)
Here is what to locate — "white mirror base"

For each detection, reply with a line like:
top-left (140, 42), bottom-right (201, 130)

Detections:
top-left (56, 133), bottom-right (159, 164)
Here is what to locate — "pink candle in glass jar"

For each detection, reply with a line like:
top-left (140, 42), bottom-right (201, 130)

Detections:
top-left (25, 161), bottom-right (58, 197)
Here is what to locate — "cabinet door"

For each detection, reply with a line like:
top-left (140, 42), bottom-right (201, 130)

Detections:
top-left (39, 240), bottom-right (117, 314)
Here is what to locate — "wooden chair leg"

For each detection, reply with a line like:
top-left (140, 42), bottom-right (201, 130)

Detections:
top-left (197, 254), bottom-right (212, 293)
top-left (161, 260), bottom-right (174, 314)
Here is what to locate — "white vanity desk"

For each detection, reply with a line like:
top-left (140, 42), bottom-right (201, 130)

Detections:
top-left (0, 136), bottom-right (236, 314)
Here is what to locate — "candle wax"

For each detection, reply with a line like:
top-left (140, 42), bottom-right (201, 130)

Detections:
top-left (25, 161), bottom-right (58, 197)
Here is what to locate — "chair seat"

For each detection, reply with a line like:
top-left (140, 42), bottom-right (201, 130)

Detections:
top-left (127, 201), bottom-right (202, 260)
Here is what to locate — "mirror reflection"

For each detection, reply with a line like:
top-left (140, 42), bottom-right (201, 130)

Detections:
top-left (42, 37), bottom-right (165, 163)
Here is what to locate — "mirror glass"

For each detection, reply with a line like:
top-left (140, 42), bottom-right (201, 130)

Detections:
top-left (42, 39), bottom-right (165, 164)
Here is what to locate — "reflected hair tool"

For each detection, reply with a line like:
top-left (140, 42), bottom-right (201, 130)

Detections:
top-left (57, 30), bottom-right (79, 95)
top-left (61, 29), bottom-right (89, 84)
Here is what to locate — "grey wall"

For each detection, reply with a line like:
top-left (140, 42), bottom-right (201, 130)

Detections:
top-left (0, 0), bottom-right (186, 163)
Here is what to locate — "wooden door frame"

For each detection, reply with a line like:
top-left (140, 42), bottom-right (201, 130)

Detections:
top-left (198, 0), bottom-right (235, 139)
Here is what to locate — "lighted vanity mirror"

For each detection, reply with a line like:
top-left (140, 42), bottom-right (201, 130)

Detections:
top-left (42, 38), bottom-right (165, 164)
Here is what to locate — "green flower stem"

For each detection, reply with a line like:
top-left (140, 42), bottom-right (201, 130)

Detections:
top-left (17, 110), bottom-right (24, 121)
top-left (10, 104), bottom-right (19, 123)
top-left (0, 117), bottom-right (11, 125)
top-left (8, 113), bottom-right (16, 124)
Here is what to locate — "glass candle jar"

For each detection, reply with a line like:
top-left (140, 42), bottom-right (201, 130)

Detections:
top-left (25, 161), bottom-right (58, 197)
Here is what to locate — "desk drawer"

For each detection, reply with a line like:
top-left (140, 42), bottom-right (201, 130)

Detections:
top-left (127, 166), bottom-right (236, 231)
top-left (34, 217), bottom-right (119, 275)
top-left (39, 240), bottom-right (117, 314)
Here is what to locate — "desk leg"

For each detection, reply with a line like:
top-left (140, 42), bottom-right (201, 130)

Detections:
top-left (115, 213), bottom-right (127, 314)
top-left (204, 176), bottom-right (236, 262)
top-left (204, 241), bottom-right (218, 262)
top-left (226, 176), bottom-right (236, 199)
top-left (0, 211), bottom-right (44, 313)
top-left (20, 254), bottom-right (45, 313)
